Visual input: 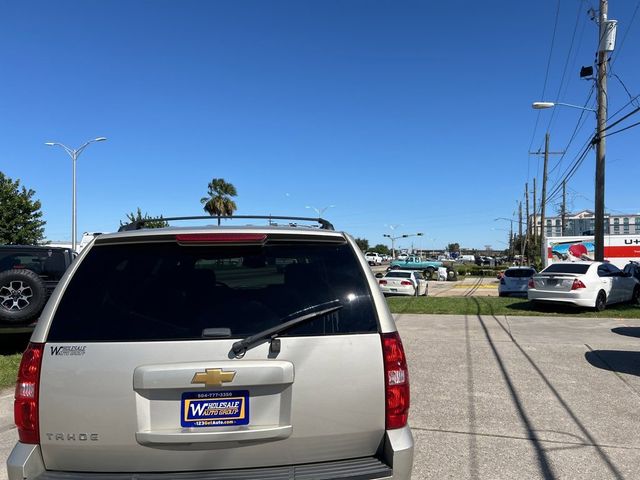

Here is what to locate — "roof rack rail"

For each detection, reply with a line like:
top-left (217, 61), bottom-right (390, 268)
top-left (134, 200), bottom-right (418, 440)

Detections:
top-left (118, 215), bottom-right (335, 232)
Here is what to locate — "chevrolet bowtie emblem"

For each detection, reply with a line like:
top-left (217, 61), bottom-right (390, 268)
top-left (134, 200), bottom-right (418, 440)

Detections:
top-left (191, 368), bottom-right (236, 387)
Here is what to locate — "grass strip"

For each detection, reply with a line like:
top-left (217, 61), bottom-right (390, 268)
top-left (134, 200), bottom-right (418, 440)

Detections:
top-left (0, 354), bottom-right (21, 389)
top-left (387, 296), bottom-right (640, 318)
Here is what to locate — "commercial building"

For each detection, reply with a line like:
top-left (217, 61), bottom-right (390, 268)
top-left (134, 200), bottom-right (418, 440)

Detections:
top-left (531, 209), bottom-right (640, 237)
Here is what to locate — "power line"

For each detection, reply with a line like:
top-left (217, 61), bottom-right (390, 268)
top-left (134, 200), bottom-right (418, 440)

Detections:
top-left (527, 0), bottom-right (563, 181)
top-left (610, 0), bottom-right (640, 68)
top-left (546, 0), bottom-right (586, 133)
top-left (602, 119), bottom-right (640, 138)
top-left (546, 85), bottom-right (595, 180)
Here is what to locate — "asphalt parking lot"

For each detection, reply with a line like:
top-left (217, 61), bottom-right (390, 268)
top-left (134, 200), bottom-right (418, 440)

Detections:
top-left (1, 313), bottom-right (639, 479)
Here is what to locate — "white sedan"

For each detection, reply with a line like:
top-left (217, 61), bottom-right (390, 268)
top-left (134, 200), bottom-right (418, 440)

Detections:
top-left (378, 270), bottom-right (428, 296)
top-left (528, 261), bottom-right (640, 311)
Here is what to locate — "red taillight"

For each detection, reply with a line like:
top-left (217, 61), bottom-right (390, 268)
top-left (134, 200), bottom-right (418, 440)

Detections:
top-left (15, 343), bottom-right (43, 444)
top-left (379, 280), bottom-right (387, 285)
top-left (381, 332), bottom-right (410, 430)
top-left (528, 279), bottom-right (535, 288)
top-left (400, 281), bottom-right (412, 286)
top-left (175, 233), bottom-right (267, 244)
top-left (571, 279), bottom-right (586, 290)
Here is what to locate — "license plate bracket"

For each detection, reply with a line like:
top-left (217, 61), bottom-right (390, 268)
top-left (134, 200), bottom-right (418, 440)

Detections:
top-left (181, 390), bottom-right (250, 428)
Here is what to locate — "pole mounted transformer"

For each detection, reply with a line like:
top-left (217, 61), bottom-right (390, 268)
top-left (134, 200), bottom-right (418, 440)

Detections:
top-left (599, 19), bottom-right (617, 52)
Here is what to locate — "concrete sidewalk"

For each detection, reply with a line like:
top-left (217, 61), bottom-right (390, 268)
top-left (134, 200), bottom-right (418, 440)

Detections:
top-left (397, 314), bottom-right (640, 479)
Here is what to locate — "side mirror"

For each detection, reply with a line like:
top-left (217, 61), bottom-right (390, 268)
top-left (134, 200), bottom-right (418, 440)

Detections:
top-left (375, 273), bottom-right (384, 278)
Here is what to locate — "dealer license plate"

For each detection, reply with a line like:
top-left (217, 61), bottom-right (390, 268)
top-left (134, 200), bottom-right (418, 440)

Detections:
top-left (181, 390), bottom-right (250, 427)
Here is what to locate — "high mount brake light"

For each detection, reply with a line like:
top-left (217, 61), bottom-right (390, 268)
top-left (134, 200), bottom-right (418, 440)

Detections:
top-left (15, 343), bottom-right (43, 444)
top-left (571, 279), bottom-right (587, 290)
top-left (381, 332), bottom-right (410, 430)
top-left (176, 233), bottom-right (267, 244)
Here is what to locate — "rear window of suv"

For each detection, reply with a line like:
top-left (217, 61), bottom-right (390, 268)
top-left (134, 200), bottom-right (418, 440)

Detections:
top-left (0, 248), bottom-right (68, 281)
top-left (504, 268), bottom-right (535, 278)
top-left (47, 239), bottom-right (378, 342)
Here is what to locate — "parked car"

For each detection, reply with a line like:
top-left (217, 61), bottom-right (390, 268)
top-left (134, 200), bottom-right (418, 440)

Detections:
top-left (8, 216), bottom-right (414, 479)
top-left (378, 269), bottom-right (428, 296)
top-left (364, 251), bottom-right (383, 265)
top-left (528, 261), bottom-right (640, 311)
top-left (0, 245), bottom-right (74, 325)
top-left (498, 267), bottom-right (536, 297)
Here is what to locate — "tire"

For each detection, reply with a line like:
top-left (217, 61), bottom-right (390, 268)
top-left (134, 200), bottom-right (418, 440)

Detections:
top-left (424, 268), bottom-right (435, 280)
top-left (595, 290), bottom-right (607, 312)
top-left (0, 269), bottom-right (47, 324)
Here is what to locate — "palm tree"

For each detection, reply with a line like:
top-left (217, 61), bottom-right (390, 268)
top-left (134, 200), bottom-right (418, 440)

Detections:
top-left (200, 178), bottom-right (238, 225)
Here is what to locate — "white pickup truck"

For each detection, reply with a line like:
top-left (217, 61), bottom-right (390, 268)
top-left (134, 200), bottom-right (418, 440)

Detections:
top-left (365, 252), bottom-right (383, 265)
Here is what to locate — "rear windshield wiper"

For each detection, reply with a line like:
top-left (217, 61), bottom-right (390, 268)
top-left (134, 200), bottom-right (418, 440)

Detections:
top-left (231, 300), bottom-right (343, 357)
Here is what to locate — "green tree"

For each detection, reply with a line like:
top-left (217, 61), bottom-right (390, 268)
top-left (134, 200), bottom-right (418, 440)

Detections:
top-left (120, 208), bottom-right (169, 229)
top-left (354, 237), bottom-right (369, 251)
top-left (371, 244), bottom-right (391, 255)
top-left (447, 243), bottom-right (460, 253)
top-left (0, 172), bottom-right (46, 245)
top-left (200, 178), bottom-right (238, 225)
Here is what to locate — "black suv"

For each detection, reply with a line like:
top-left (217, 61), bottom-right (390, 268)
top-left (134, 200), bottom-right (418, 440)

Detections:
top-left (0, 245), bottom-right (74, 325)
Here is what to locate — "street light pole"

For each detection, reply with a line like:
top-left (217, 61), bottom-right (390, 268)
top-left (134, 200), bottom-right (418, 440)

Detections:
top-left (305, 205), bottom-right (335, 217)
top-left (45, 137), bottom-right (107, 251)
top-left (384, 232), bottom-right (423, 259)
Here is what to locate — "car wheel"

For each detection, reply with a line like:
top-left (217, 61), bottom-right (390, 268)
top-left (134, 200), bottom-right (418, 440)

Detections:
top-left (499, 292), bottom-right (507, 297)
top-left (424, 268), bottom-right (435, 280)
top-left (0, 269), bottom-right (47, 324)
top-left (595, 291), bottom-right (607, 312)
top-left (632, 286), bottom-right (640, 304)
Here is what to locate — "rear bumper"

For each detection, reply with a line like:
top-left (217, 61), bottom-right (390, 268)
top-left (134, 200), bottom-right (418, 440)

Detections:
top-left (527, 290), bottom-right (595, 307)
top-left (380, 285), bottom-right (415, 296)
top-left (498, 284), bottom-right (528, 295)
top-left (7, 428), bottom-right (414, 479)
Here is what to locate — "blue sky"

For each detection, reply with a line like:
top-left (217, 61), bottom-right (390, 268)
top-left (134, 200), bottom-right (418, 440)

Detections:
top-left (1, 1), bottom-right (639, 251)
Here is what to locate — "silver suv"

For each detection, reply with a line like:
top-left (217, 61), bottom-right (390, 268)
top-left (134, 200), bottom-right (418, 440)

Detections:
top-left (8, 217), bottom-right (414, 479)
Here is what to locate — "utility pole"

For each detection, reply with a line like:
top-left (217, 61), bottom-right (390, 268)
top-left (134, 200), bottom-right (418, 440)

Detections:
top-left (509, 220), bottom-right (514, 260)
top-left (540, 133), bottom-right (550, 264)
top-left (532, 178), bottom-right (537, 261)
top-left (561, 180), bottom-right (567, 236)
top-left (594, 0), bottom-right (611, 261)
top-left (519, 201), bottom-right (523, 264)
top-left (525, 183), bottom-right (530, 262)
top-left (530, 133), bottom-right (564, 266)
